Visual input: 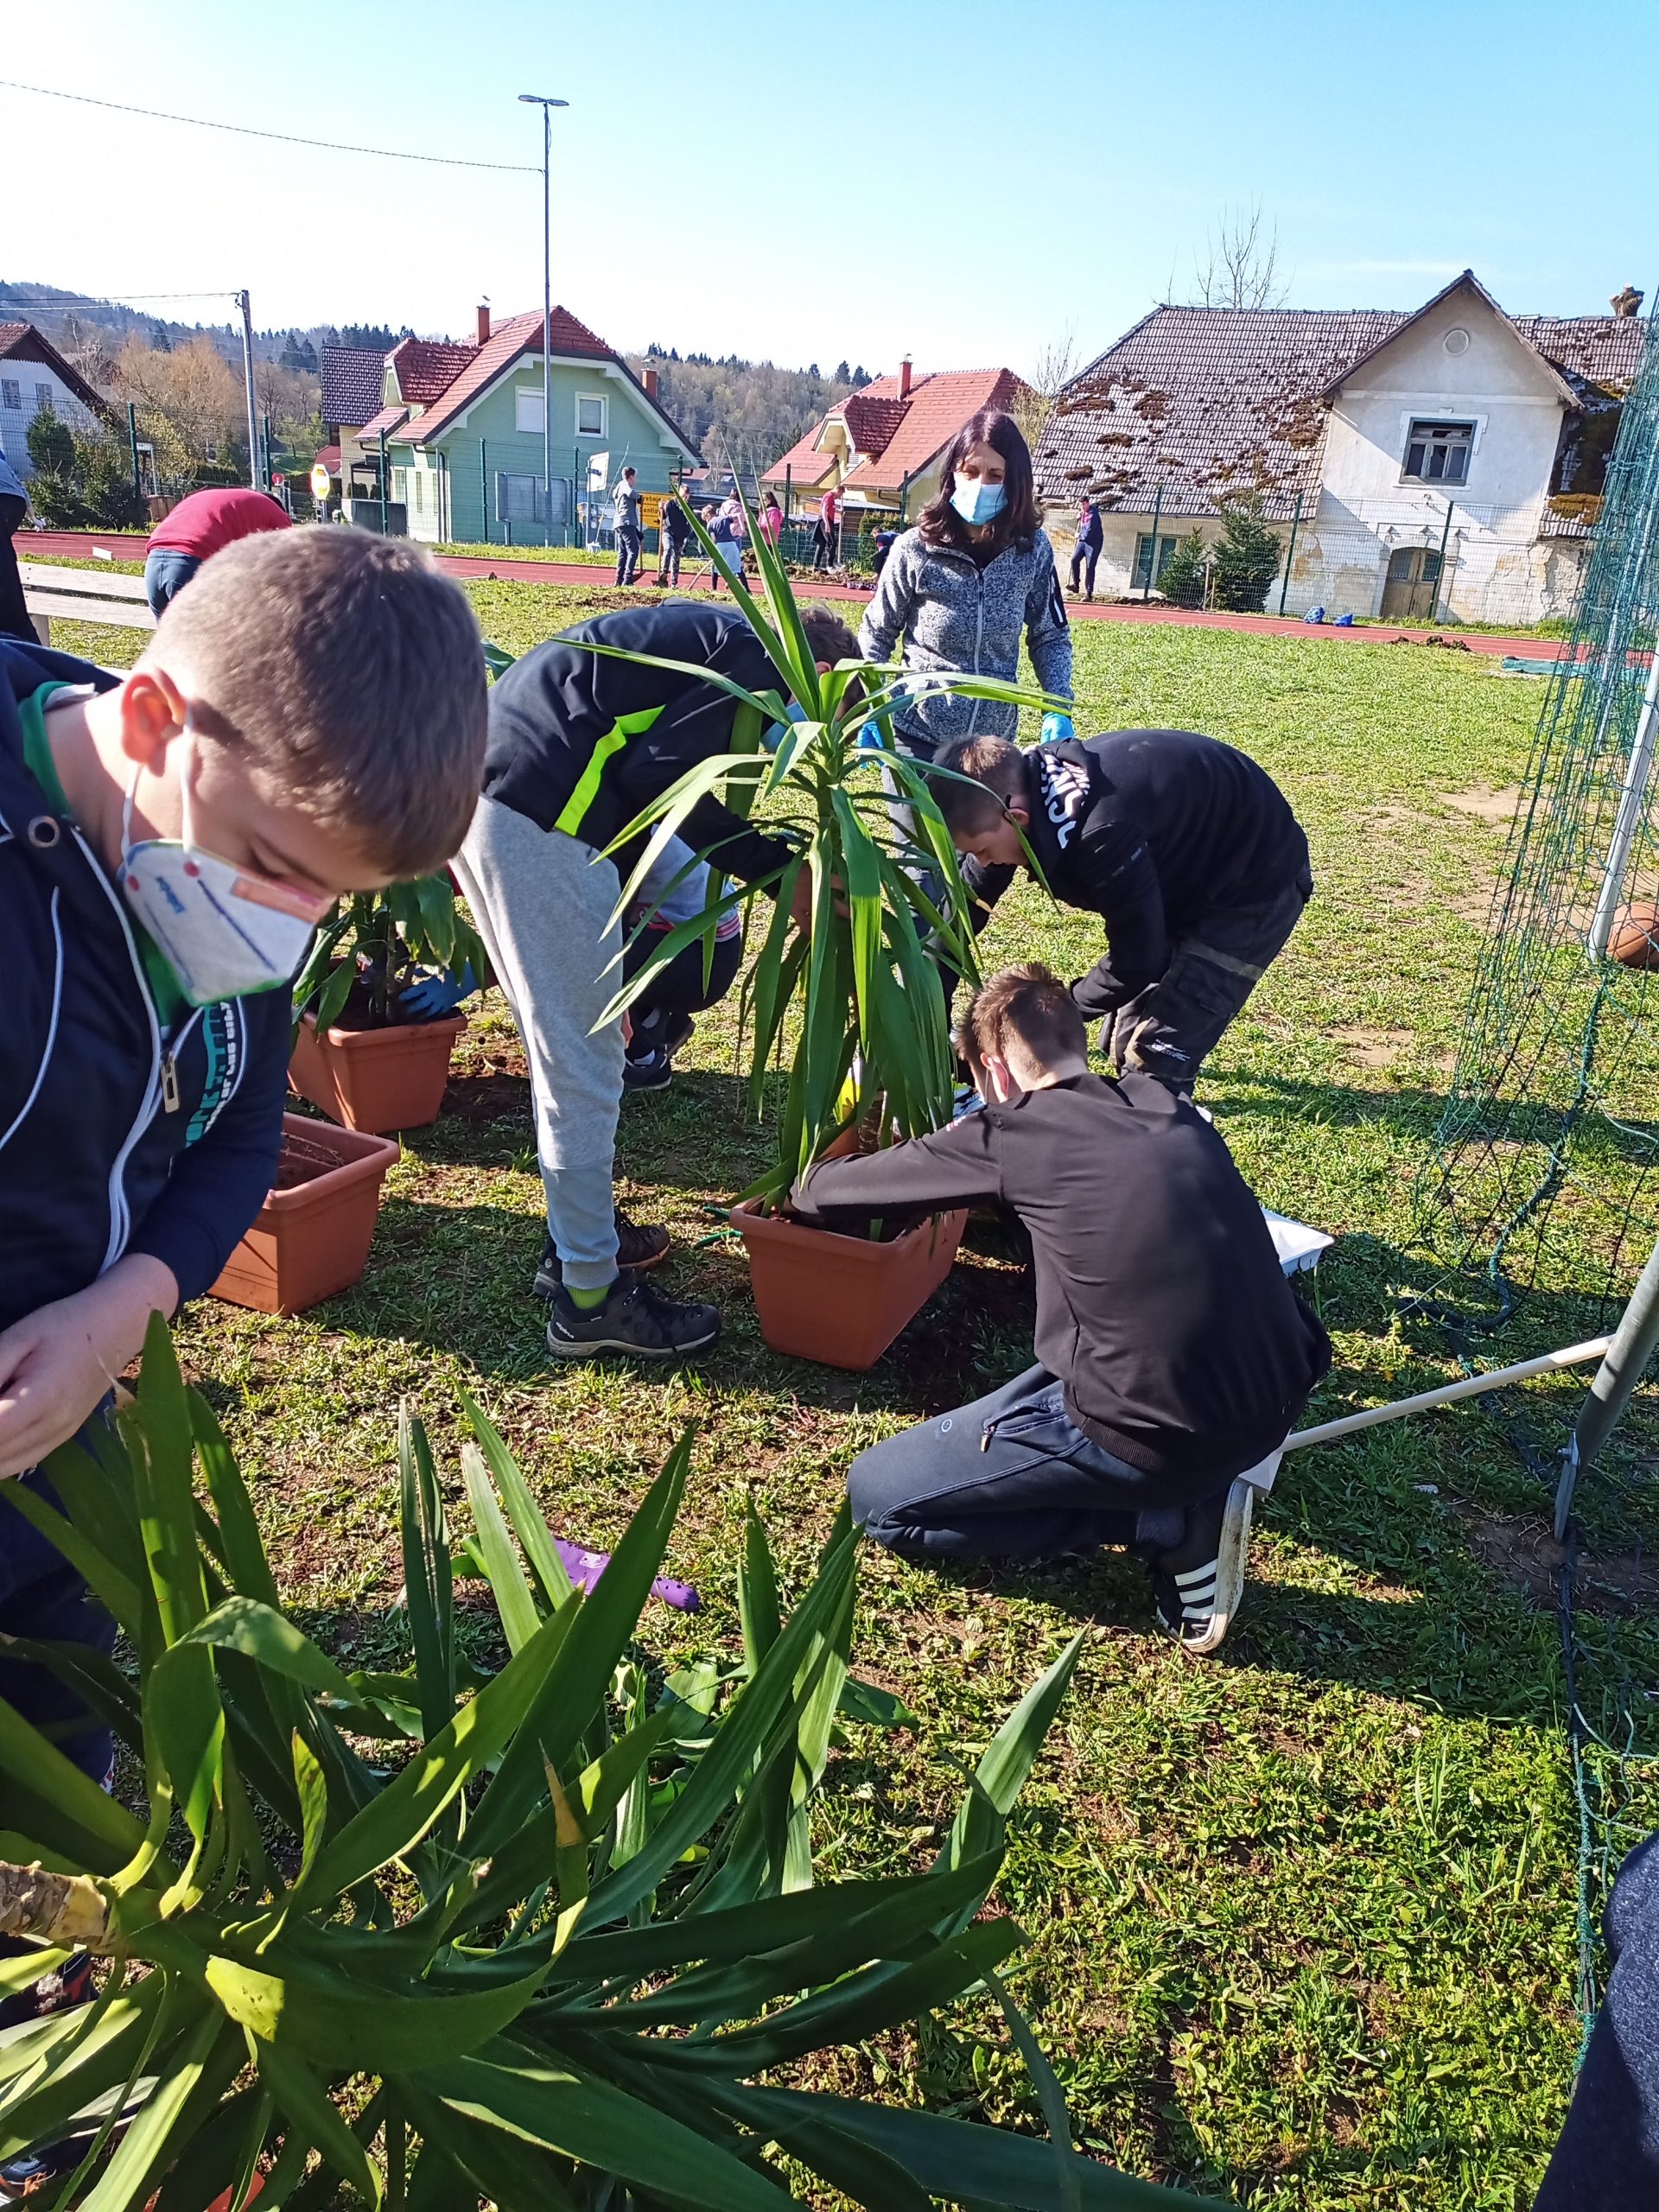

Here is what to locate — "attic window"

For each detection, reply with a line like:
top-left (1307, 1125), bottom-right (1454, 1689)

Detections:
top-left (576, 393), bottom-right (607, 438)
top-left (1402, 418), bottom-right (1473, 486)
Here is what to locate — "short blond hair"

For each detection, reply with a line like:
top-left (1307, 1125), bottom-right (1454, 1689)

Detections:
top-left (150, 526), bottom-right (487, 879)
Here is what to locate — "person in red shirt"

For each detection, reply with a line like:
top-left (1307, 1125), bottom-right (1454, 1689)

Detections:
top-left (143, 486), bottom-right (290, 616)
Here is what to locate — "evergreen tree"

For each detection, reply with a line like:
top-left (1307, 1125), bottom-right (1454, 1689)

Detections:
top-left (150, 322), bottom-right (172, 353)
top-left (834, 359), bottom-right (849, 382)
top-left (1210, 499), bottom-right (1285, 612)
top-left (1158, 529), bottom-right (1209, 608)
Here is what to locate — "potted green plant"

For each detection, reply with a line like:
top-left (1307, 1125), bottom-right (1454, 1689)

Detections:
top-left (0, 1318), bottom-right (1219, 2208)
top-left (597, 492), bottom-right (1058, 1369)
top-left (288, 873), bottom-right (490, 1134)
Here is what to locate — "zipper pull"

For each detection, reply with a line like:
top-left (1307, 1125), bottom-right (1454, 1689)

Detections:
top-left (161, 1051), bottom-right (181, 1113)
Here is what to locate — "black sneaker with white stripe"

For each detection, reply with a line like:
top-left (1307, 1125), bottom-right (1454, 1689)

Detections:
top-left (545, 1274), bottom-right (721, 1360)
top-left (1148, 1478), bottom-right (1255, 1656)
top-left (534, 1211), bottom-right (671, 1298)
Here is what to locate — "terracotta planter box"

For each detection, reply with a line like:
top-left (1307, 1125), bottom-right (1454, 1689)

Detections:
top-left (732, 1199), bottom-right (967, 1371)
top-left (289, 1010), bottom-right (466, 1134)
top-left (212, 1116), bottom-right (401, 1317)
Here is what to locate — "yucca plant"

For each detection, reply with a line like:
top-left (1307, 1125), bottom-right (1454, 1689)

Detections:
top-left (0, 1319), bottom-right (1215, 2210)
top-left (569, 489), bottom-right (1067, 1205)
top-left (293, 874), bottom-right (490, 1031)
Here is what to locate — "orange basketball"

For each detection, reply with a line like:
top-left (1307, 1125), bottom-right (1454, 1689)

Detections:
top-left (1607, 902), bottom-right (1659, 969)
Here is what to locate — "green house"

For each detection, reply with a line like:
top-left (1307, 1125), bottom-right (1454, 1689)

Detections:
top-left (362, 303), bottom-right (699, 547)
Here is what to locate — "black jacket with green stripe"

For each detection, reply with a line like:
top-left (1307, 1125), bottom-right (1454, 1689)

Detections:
top-left (481, 604), bottom-right (793, 887)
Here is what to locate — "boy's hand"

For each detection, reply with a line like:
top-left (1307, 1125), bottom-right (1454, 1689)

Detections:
top-left (0, 1257), bottom-right (180, 1479)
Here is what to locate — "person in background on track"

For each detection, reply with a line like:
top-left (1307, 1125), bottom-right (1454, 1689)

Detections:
top-left (857, 409), bottom-right (1074, 779)
top-left (760, 490), bottom-right (785, 553)
top-left (816, 486), bottom-right (841, 569)
top-left (1069, 494), bottom-right (1104, 601)
top-left (658, 492), bottom-right (691, 588)
top-left (0, 446), bottom-right (32, 644)
top-left (142, 485), bottom-right (290, 617)
top-left (612, 467), bottom-right (643, 587)
top-left (790, 963), bottom-right (1331, 1651)
top-left (709, 498), bottom-right (745, 592)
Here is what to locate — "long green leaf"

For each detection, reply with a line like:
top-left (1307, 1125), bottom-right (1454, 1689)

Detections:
top-left (399, 1407), bottom-right (454, 1744)
top-left (255, 2043), bottom-right (384, 2208)
top-left (461, 1444), bottom-right (541, 1655)
top-left (459, 1391), bottom-right (575, 1609)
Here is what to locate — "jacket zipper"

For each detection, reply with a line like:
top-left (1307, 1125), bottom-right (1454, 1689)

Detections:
top-left (161, 1051), bottom-right (181, 1112)
top-left (967, 570), bottom-right (987, 737)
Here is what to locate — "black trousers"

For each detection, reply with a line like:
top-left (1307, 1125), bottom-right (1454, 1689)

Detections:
top-left (1069, 540), bottom-right (1101, 594)
top-left (0, 493), bottom-right (31, 641)
top-left (660, 538), bottom-right (683, 583)
top-left (623, 927), bottom-right (741, 1050)
top-left (847, 1363), bottom-right (1225, 1562)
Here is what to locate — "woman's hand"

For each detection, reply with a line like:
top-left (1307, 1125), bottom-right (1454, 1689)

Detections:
top-left (0, 1256), bottom-right (180, 1479)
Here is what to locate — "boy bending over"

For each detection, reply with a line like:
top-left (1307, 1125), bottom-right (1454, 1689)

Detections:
top-left (935, 728), bottom-right (1313, 1093)
top-left (791, 963), bottom-right (1330, 1651)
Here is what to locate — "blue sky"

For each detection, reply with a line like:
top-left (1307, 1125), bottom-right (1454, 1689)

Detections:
top-left (5, 0), bottom-right (1656, 379)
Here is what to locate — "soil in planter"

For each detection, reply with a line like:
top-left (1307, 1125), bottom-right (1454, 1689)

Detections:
top-left (272, 1129), bottom-right (355, 1189)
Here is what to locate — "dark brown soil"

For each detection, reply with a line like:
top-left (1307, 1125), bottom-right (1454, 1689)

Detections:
top-left (273, 1130), bottom-right (353, 1189)
top-left (1448, 1500), bottom-right (1659, 1615)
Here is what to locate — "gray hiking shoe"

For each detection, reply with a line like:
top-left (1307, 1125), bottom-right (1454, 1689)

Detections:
top-left (545, 1274), bottom-right (721, 1361)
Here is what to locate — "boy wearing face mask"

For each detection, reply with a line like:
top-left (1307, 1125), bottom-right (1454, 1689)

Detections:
top-left (0, 528), bottom-right (486, 1781)
top-left (857, 408), bottom-right (1074, 766)
top-left (789, 963), bottom-right (1330, 1652)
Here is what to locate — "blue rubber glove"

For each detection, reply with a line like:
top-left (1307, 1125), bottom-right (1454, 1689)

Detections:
top-left (1039, 712), bottom-right (1075, 745)
top-left (400, 962), bottom-right (477, 1020)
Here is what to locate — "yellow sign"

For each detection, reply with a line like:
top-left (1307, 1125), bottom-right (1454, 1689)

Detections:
top-left (639, 493), bottom-right (664, 531)
top-left (309, 461), bottom-right (333, 504)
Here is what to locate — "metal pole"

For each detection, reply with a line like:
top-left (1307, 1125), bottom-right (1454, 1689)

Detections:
top-left (1141, 484), bottom-right (1163, 602)
top-left (480, 437), bottom-right (488, 546)
top-left (262, 412), bottom-right (273, 494)
top-left (784, 465), bottom-right (791, 523)
top-left (1590, 650), bottom-right (1659, 955)
top-left (1278, 490), bottom-right (1303, 616)
top-left (1284, 1336), bottom-right (1612, 1453)
top-left (126, 403), bottom-right (140, 496)
top-left (1557, 1229), bottom-right (1659, 1536)
top-left (1427, 496), bottom-right (1455, 622)
top-left (542, 102), bottom-right (551, 550)
top-left (378, 428), bottom-right (388, 537)
top-left (236, 289), bottom-right (259, 491)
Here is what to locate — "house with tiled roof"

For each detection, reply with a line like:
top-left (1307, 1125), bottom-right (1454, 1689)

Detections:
top-left (319, 344), bottom-right (390, 507)
top-left (764, 360), bottom-right (1031, 522)
top-left (366, 303), bottom-right (698, 545)
top-left (1038, 271), bottom-right (1648, 625)
top-left (0, 321), bottom-right (117, 479)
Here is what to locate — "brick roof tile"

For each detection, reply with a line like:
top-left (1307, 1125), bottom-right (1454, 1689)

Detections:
top-left (765, 365), bottom-right (1028, 493)
top-left (320, 345), bottom-right (386, 429)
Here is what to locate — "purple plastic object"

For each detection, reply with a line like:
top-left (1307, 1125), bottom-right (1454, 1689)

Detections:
top-left (554, 1536), bottom-right (701, 1613)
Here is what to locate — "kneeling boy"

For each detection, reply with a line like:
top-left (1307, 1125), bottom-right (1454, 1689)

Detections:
top-left (934, 728), bottom-right (1313, 1092)
top-left (790, 963), bottom-right (1330, 1650)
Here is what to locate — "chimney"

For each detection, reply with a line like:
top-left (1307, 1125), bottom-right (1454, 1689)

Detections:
top-left (475, 302), bottom-right (491, 346)
top-left (1611, 285), bottom-right (1645, 319)
top-left (899, 354), bottom-right (912, 399)
top-left (643, 365), bottom-right (660, 399)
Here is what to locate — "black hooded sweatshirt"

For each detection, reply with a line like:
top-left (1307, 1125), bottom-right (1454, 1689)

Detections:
top-left (792, 1071), bottom-right (1331, 1491)
top-left (963, 730), bottom-right (1311, 1019)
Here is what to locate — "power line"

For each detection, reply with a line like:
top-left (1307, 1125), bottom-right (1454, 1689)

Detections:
top-left (0, 78), bottom-right (537, 173)
top-left (2, 292), bottom-right (241, 307)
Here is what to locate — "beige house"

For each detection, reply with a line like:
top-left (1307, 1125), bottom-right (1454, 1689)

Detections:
top-left (765, 360), bottom-right (1030, 521)
top-left (1038, 272), bottom-right (1645, 625)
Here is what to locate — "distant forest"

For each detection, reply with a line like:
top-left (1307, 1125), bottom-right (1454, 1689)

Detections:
top-left (3, 282), bottom-right (883, 473)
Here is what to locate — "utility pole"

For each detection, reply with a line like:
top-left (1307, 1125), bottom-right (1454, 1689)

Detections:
top-left (518, 92), bottom-right (569, 549)
top-left (236, 289), bottom-right (259, 491)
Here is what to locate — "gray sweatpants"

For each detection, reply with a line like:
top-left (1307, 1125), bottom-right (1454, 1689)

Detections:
top-left (452, 796), bottom-right (625, 1291)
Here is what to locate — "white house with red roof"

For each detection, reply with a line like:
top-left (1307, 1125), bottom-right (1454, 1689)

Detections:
top-left (764, 359), bottom-right (1031, 524)
top-left (0, 322), bottom-right (116, 479)
top-left (361, 302), bottom-right (698, 546)
top-left (1039, 271), bottom-right (1647, 624)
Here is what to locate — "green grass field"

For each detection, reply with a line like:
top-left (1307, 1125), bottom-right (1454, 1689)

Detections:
top-left (53, 588), bottom-right (1659, 2208)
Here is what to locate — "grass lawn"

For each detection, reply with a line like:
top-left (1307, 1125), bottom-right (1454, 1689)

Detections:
top-left (53, 590), bottom-right (1659, 2208)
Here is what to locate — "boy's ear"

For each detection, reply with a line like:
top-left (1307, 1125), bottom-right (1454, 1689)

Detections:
top-left (1004, 798), bottom-right (1031, 829)
top-left (116, 668), bottom-right (188, 773)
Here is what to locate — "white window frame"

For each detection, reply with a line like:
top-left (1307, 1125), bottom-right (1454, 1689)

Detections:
top-left (413, 468), bottom-right (424, 512)
top-left (1399, 416), bottom-right (1478, 488)
top-left (0, 379), bottom-right (18, 411)
top-left (515, 386), bottom-right (545, 435)
top-left (575, 392), bottom-right (607, 439)
top-left (35, 384), bottom-right (52, 412)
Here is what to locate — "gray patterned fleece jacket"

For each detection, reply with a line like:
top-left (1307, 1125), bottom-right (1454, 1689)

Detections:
top-left (857, 524), bottom-right (1072, 753)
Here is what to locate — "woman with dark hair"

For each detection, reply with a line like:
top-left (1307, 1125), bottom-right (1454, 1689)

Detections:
top-left (857, 409), bottom-right (1073, 766)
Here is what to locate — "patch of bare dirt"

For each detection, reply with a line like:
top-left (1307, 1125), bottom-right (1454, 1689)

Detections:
top-left (1446, 1501), bottom-right (1659, 1615)
top-left (1438, 785), bottom-right (1522, 825)
top-left (1329, 1024), bottom-right (1414, 1070)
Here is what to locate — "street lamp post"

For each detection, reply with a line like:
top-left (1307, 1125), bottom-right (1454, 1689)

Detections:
top-left (518, 92), bottom-right (569, 550)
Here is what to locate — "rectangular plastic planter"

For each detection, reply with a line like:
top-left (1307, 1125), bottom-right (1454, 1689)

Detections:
top-left (211, 1115), bottom-right (401, 1317)
top-left (731, 1200), bottom-right (966, 1370)
top-left (288, 1010), bottom-right (466, 1134)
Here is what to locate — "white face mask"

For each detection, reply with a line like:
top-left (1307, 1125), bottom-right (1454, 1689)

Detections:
top-left (118, 729), bottom-right (332, 1007)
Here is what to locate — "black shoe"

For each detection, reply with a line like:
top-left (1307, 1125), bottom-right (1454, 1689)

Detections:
top-left (622, 1045), bottom-right (673, 1093)
top-left (534, 1211), bottom-right (671, 1298)
top-left (546, 1274), bottom-right (721, 1360)
top-left (1148, 1479), bottom-right (1253, 1656)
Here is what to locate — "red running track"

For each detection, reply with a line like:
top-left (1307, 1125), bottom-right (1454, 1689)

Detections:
top-left (17, 529), bottom-right (1566, 660)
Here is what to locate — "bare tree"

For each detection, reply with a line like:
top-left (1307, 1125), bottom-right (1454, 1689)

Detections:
top-left (1009, 321), bottom-right (1081, 456)
top-left (1191, 205), bottom-right (1290, 310)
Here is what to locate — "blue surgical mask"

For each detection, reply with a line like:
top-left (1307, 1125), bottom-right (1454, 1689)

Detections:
top-left (950, 477), bottom-right (1006, 527)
